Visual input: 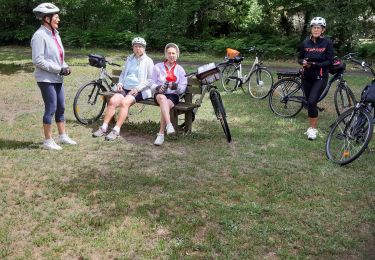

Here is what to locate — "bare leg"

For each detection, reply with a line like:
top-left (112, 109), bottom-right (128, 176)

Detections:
top-left (309, 117), bottom-right (318, 128)
top-left (156, 94), bottom-right (175, 134)
top-left (102, 94), bottom-right (124, 125)
top-left (56, 122), bottom-right (65, 135)
top-left (43, 124), bottom-right (52, 139)
top-left (116, 95), bottom-right (135, 128)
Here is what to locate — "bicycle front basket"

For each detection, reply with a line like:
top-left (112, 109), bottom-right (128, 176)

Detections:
top-left (196, 63), bottom-right (221, 85)
top-left (88, 54), bottom-right (106, 68)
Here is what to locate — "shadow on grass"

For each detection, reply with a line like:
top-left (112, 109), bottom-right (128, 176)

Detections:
top-left (0, 139), bottom-right (40, 150)
top-left (0, 63), bottom-right (34, 75)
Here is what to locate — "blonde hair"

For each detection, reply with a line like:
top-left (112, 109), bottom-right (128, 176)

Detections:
top-left (164, 43), bottom-right (180, 59)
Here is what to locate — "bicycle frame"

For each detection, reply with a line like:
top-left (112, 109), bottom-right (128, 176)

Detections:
top-left (231, 55), bottom-right (262, 84)
top-left (241, 56), bottom-right (261, 83)
top-left (191, 83), bottom-right (217, 115)
top-left (280, 71), bottom-right (348, 106)
top-left (93, 67), bottom-right (114, 91)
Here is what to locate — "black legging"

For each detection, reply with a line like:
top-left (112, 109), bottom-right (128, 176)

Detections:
top-left (302, 76), bottom-right (328, 118)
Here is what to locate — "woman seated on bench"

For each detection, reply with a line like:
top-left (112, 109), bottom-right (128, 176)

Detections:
top-left (151, 43), bottom-right (187, 146)
top-left (92, 37), bottom-right (154, 141)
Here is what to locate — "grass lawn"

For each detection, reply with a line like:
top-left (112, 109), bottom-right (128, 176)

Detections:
top-left (0, 46), bottom-right (374, 259)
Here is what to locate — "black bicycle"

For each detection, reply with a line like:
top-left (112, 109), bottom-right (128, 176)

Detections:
top-left (73, 54), bottom-right (120, 124)
top-left (73, 54), bottom-right (147, 124)
top-left (269, 53), bottom-right (357, 118)
top-left (326, 57), bottom-right (375, 165)
top-left (186, 63), bottom-right (232, 142)
top-left (218, 47), bottom-right (274, 99)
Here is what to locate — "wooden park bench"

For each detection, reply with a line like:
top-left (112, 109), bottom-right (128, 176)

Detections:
top-left (105, 69), bottom-right (201, 133)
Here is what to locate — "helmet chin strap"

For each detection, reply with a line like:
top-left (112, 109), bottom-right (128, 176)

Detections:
top-left (43, 15), bottom-right (54, 31)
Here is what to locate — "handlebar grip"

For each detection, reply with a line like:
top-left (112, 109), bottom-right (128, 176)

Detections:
top-left (351, 58), bottom-right (364, 66)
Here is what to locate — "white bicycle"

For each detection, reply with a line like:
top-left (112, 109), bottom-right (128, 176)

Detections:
top-left (218, 47), bottom-right (274, 99)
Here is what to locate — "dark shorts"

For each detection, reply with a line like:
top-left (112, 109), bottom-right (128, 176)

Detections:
top-left (154, 93), bottom-right (180, 106)
top-left (119, 89), bottom-right (144, 102)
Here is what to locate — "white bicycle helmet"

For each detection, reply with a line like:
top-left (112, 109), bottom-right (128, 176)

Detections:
top-left (164, 43), bottom-right (180, 58)
top-left (310, 17), bottom-right (326, 27)
top-left (131, 37), bottom-right (146, 47)
top-left (33, 3), bottom-right (60, 20)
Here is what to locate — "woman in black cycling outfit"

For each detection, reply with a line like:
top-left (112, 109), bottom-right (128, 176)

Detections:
top-left (298, 17), bottom-right (334, 140)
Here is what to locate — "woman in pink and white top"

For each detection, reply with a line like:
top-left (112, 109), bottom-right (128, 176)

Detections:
top-left (151, 43), bottom-right (187, 146)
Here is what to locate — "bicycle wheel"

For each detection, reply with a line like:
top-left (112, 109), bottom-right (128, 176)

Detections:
top-left (129, 102), bottom-right (145, 115)
top-left (326, 107), bottom-right (373, 165)
top-left (269, 78), bottom-right (304, 117)
top-left (334, 83), bottom-right (356, 116)
top-left (248, 68), bottom-right (274, 99)
top-left (221, 64), bottom-right (239, 92)
top-left (73, 82), bottom-right (107, 125)
top-left (210, 90), bottom-right (232, 142)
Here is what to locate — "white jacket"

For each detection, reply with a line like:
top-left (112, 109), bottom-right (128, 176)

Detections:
top-left (119, 53), bottom-right (154, 99)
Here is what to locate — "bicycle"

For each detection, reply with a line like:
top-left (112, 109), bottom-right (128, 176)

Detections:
top-left (73, 54), bottom-right (145, 125)
top-left (218, 47), bottom-right (274, 99)
top-left (268, 53), bottom-right (357, 118)
top-left (185, 63), bottom-right (232, 142)
top-left (326, 56), bottom-right (375, 165)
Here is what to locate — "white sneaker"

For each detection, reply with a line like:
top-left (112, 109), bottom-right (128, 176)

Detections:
top-left (305, 127), bottom-right (318, 140)
top-left (166, 123), bottom-right (175, 135)
top-left (105, 129), bottom-right (120, 141)
top-left (43, 139), bottom-right (62, 150)
top-left (154, 133), bottom-right (164, 146)
top-left (57, 134), bottom-right (77, 145)
top-left (92, 127), bottom-right (106, 137)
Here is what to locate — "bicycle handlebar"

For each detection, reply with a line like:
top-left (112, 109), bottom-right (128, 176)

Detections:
top-left (240, 46), bottom-right (263, 53)
top-left (342, 52), bottom-right (358, 60)
top-left (106, 60), bottom-right (121, 67)
top-left (344, 54), bottom-right (375, 76)
top-left (185, 72), bottom-right (197, 78)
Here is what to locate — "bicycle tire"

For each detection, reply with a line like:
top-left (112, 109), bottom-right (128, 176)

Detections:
top-left (248, 67), bottom-right (274, 99)
top-left (210, 90), bottom-right (232, 142)
top-left (221, 64), bottom-right (239, 92)
top-left (269, 78), bottom-right (304, 117)
top-left (334, 83), bottom-right (356, 116)
top-left (129, 102), bottom-right (146, 115)
top-left (73, 82), bottom-right (107, 125)
top-left (326, 107), bottom-right (373, 165)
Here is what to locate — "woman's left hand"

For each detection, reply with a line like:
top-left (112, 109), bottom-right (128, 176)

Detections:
top-left (128, 88), bottom-right (139, 96)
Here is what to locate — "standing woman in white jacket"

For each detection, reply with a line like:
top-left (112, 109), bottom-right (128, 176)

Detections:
top-left (31, 3), bottom-right (77, 150)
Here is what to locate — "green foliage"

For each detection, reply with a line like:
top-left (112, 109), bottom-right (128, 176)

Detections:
top-left (61, 28), bottom-right (135, 49)
top-left (0, 0), bottom-right (374, 59)
top-left (0, 26), bottom-right (35, 44)
top-left (207, 34), bottom-right (300, 59)
top-left (357, 42), bottom-right (375, 61)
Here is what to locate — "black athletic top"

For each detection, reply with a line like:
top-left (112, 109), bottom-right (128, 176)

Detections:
top-left (298, 36), bottom-right (334, 79)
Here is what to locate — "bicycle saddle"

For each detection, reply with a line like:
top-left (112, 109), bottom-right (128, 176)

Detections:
top-left (229, 56), bottom-right (244, 63)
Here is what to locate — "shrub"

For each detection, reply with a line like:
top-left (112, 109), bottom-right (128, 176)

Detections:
top-left (357, 42), bottom-right (375, 61)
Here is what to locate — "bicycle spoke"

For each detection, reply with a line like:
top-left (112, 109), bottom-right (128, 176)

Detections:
top-left (248, 68), bottom-right (273, 99)
top-left (269, 78), bottom-right (303, 117)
